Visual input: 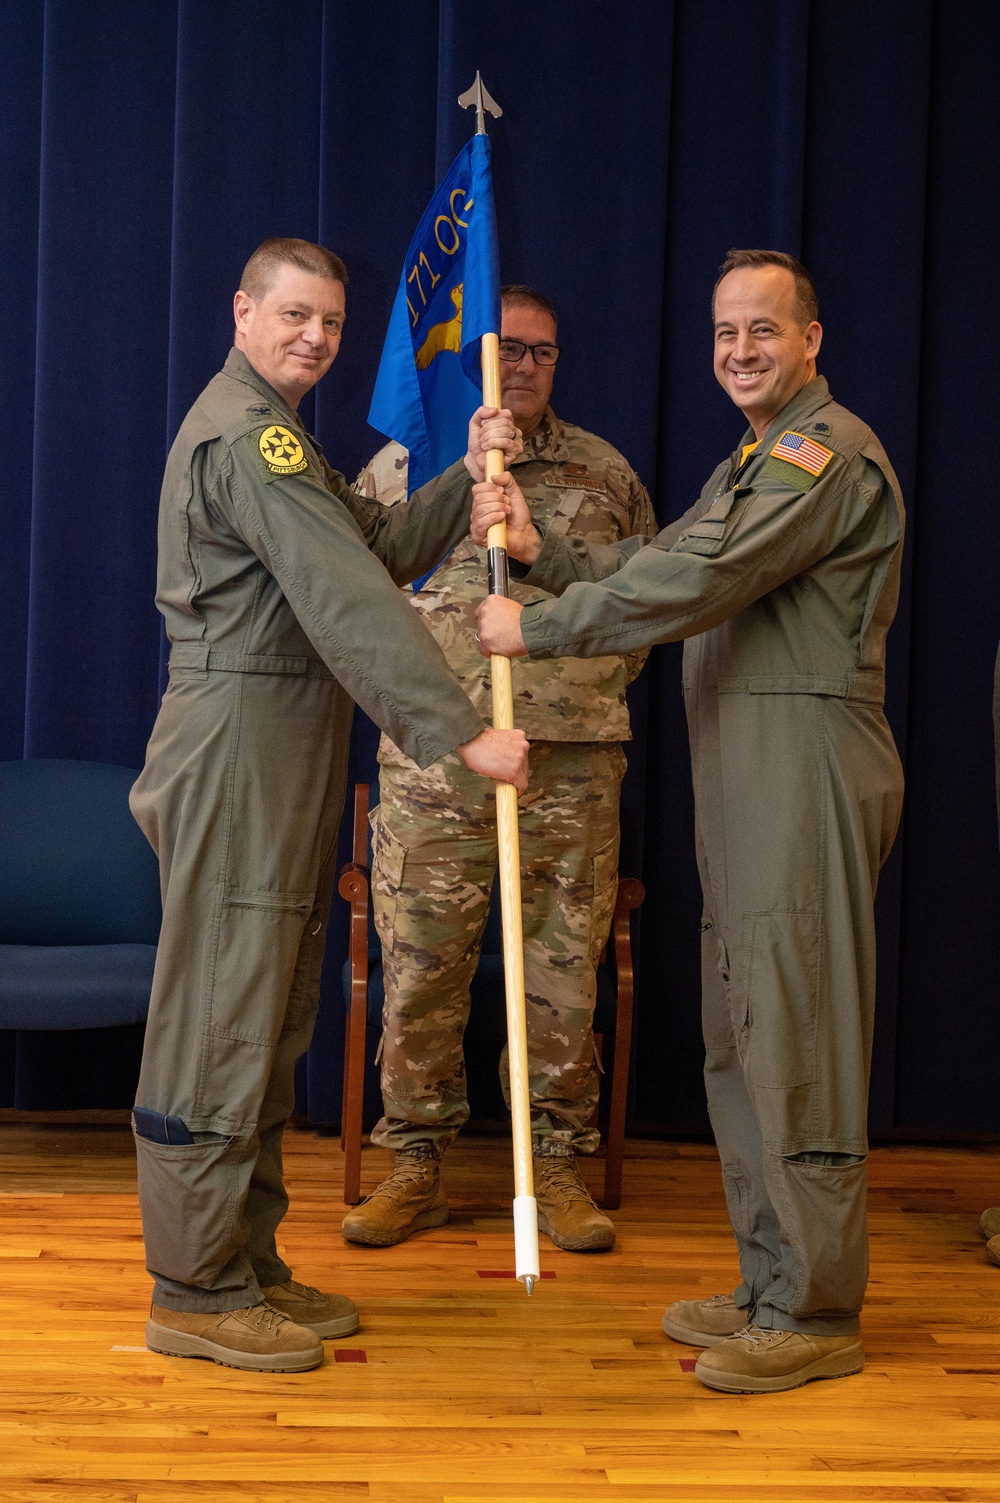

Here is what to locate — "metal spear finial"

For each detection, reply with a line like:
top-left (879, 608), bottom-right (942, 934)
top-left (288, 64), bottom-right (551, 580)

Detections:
top-left (458, 71), bottom-right (502, 135)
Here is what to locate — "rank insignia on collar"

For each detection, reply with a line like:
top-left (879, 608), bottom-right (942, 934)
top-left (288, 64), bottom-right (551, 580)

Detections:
top-left (770, 430), bottom-right (833, 477)
top-left (258, 424), bottom-right (308, 475)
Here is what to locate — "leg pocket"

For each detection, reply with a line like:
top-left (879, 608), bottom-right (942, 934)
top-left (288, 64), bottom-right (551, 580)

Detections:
top-left (135, 1132), bottom-right (255, 1289)
top-left (370, 807), bottom-right (406, 950)
top-left (589, 831), bottom-right (621, 967)
top-left (209, 893), bottom-right (311, 1045)
top-left (745, 910), bottom-right (820, 1089)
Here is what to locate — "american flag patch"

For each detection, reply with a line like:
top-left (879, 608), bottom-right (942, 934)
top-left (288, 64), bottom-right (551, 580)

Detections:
top-left (771, 430), bottom-right (834, 476)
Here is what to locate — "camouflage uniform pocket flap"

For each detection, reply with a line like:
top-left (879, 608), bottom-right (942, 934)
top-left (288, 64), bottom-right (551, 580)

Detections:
top-left (544, 466), bottom-right (610, 536)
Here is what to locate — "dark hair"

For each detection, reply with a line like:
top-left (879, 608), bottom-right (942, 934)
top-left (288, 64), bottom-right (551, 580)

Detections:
top-left (500, 283), bottom-right (558, 329)
top-left (713, 249), bottom-right (818, 326)
top-left (240, 238), bottom-right (348, 299)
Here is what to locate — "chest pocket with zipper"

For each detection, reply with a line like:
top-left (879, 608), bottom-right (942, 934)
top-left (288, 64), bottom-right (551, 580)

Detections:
top-left (673, 486), bottom-right (751, 557)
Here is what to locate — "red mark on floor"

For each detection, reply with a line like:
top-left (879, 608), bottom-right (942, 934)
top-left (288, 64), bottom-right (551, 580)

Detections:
top-left (476, 1270), bottom-right (557, 1279)
top-left (678, 1358), bottom-right (697, 1372)
top-left (334, 1349), bottom-right (367, 1363)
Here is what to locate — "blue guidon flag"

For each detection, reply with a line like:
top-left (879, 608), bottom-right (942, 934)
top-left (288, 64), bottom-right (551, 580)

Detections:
top-left (771, 430), bottom-right (834, 477)
top-left (368, 135), bottom-right (501, 494)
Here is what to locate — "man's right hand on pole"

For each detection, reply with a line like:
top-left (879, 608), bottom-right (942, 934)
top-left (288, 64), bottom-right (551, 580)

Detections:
top-left (456, 728), bottom-right (530, 792)
top-left (471, 471), bottom-right (543, 565)
top-left (464, 407), bottom-right (524, 482)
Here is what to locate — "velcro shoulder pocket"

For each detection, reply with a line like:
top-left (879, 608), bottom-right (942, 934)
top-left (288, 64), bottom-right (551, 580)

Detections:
top-left (760, 455), bottom-right (820, 492)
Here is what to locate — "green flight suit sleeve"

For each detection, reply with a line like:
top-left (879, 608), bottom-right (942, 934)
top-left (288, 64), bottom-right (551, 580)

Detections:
top-left (519, 449), bottom-right (884, 660)
top-left (220, 444), bottom-right (484, 769)
top-left (621, 474), bottom-right (661, 685)
top-left (308, 456), bottom-right (475, 587)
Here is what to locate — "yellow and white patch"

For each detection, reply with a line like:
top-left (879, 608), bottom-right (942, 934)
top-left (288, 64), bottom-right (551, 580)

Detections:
top-left (258, 425), bottom-right (308, 475)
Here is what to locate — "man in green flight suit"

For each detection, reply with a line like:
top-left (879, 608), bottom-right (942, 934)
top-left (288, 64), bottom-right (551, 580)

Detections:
top-left (130, 237), bottom-right (527, 1373)
top-left (473, 249), bottom-right (905, 1394)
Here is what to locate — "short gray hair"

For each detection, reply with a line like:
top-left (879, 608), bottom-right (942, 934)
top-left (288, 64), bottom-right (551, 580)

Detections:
top-left (240, 238), bottom-right (348, 299)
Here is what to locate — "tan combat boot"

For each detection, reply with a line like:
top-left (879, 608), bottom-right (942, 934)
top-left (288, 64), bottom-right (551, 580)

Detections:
top-left (694, 1324), bottom-right (864, 1393)
top-left (146, 1301), bottom-right (323, 1371)
top-left (341, 1151), bottom-right (449, 1246)
top-left (980, 1207), bottom-right (1000, 1240)
top-left (260, 1279), bottom-right (359, 1338)
top-left (533, 1153), bottom-right (615, 1251)
top-left (662, 1292), bottom-right (750, 1347)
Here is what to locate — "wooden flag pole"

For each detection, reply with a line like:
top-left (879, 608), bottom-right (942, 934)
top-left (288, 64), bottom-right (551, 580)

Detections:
top-left (460, 70), bottom-right (539, 1294)
top-left (481, 329), bottom-right (540, 1296)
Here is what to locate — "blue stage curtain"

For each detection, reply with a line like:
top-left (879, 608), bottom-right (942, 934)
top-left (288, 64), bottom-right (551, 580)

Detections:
top-left (1, 0), bottom-right (997, 1133)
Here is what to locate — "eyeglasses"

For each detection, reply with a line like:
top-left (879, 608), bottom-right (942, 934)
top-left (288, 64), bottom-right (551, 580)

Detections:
top-left (498, 339), bottom-right (561, 366)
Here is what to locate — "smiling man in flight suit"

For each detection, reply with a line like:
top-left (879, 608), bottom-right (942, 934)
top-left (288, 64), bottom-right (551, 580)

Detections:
top-left (129, 237), bottom-right (527, 1373)
top-left (473, 249), bottom-right (905, 1394)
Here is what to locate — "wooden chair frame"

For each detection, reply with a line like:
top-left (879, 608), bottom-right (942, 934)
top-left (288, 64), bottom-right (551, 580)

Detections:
top-left (338, 784), bottom-right (644, 1210)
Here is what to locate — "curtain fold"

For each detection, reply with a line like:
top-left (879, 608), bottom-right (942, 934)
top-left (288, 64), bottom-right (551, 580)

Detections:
top-left (1, 0), bottom-right (997, 1132)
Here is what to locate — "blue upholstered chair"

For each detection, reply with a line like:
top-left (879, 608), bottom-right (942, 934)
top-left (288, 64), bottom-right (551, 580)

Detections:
top-left (0, 760), bottom-right (161, 1107)
top-left (338, 784), bottom-right (643, 1210)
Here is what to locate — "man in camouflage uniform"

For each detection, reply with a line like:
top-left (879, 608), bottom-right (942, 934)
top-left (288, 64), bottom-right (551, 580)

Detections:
top-left (474, 252), bottom-right (906, 1392)
top-left (341, 286), bottom-right (655, 1253)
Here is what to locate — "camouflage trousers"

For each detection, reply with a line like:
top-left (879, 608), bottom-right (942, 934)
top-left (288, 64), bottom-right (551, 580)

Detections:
top-left (369, 740), bottom-right (627, 1157)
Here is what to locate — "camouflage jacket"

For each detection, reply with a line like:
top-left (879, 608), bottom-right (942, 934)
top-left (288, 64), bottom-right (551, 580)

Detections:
top-left (356, 410), bottom-right (655, 753)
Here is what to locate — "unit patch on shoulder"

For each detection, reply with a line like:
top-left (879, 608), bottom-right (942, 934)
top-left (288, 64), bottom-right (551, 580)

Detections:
top-left (257, 424), bottom-right (309, 476)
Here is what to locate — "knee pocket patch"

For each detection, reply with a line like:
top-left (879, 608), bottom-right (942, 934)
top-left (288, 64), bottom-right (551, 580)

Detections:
top-left (134, 1131), bottom-right (252, 1288)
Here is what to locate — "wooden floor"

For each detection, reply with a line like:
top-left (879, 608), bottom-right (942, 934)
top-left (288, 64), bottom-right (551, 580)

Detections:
top-left (0, 1123), bottom-right (998, 1502)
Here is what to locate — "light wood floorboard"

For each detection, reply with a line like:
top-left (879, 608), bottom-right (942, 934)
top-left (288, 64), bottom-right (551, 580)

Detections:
top-left (0, 1123), bottom-right (997, 1501)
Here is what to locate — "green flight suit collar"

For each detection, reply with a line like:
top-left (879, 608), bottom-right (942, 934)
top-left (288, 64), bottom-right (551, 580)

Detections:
top-left (222, 347), bottom-right (302, 427)
top-left (730, 378), bottom-right (830, 483)
top-left (735, 375), bottom-right (832, 469)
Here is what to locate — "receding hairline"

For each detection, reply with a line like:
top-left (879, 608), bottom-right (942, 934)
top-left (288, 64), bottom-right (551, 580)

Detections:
top-left (501, 283), bottom-right (558, 330)
top-left (239, 238), bottom-right (348, 301)
top-left (712, 248), bottom-right (819, 327)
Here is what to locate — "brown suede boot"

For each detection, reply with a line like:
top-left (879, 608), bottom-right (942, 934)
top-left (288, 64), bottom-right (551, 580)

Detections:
top-left (260, 1279), bottom-right (359, 1338)
top-left (662, 1293), bottom-right (749, 1347)
top-left (694, 1323), bottom-right (864, 1393)
top-left (146, 1301), bottom-right (323, 1371)
top-left (341, 1151), bottom-right (449, 1246)
top-left (533, 1153), bottom-right (615, 1251)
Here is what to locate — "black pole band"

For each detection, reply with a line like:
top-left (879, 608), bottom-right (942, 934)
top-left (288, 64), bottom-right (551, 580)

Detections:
top-left (488, 546), bottom-right (510, 598)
